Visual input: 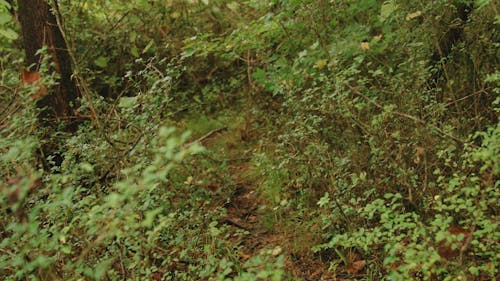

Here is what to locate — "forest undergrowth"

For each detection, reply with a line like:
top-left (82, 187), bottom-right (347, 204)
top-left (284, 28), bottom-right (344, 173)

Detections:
top-left (0, 0), bottom-right (499, 280)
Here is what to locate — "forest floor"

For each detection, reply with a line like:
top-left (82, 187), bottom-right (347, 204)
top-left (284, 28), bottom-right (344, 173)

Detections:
top-left (181, 110), bottom-right (346, 280)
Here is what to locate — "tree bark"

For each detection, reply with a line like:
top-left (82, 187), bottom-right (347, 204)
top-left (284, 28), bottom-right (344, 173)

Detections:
top-left (17, 0), bottom-right (79, 125)
top-left (17, 0), bottom-right (81, 168)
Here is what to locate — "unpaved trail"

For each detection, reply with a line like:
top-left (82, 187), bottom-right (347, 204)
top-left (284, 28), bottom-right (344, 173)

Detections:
top-left (200, 125), bottom-right (337, 280)
top-left (223, 163), bottom-right (336, 281)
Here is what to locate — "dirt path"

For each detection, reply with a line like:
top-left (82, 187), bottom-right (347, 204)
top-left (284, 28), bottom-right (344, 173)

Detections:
top-left (200, 125), bottom-right (336, 280)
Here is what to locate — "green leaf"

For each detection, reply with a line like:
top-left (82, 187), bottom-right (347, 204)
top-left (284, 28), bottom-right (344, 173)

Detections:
top-left (475, 0), bottom-right (489, 9)
top-left (0, 28), bottom-right (17, 40)
top-left (129, 31), bottom-right (137, 42)
top-left (142, 208), bottom-right (163, 228)
top-left (181, 47), bottom-right (195, 58)
top-left (209, 221), bottom-right (221, 236)
top-left (94, 56), bottom-right (108, 68)
top-left (142, 39), bottom-right (154, 54)
top-left (0, 11), bottom-right (11, 25)
top-left (118, 96), bottom-right (137, 108)
top-left (131, 46), bottom-right (140, 58)
top-left (80, 162), bottom-right (94, 172)
top-left (0, 0), bottom-right (12, 10)
top-left (380, 1), bottom-right (397, 22)
top-left (227, 2), bottom-right (239, 10)
top-left (252, 68), bottom-right (266, 82)
top-left (317, 192), bottom-right (330, 207)
top-left (61, 245), bottom-right (72, 254)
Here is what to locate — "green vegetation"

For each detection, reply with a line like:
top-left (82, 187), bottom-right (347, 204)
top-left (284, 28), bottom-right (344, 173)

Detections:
top-left (1, 0), bottom-right (498, 280)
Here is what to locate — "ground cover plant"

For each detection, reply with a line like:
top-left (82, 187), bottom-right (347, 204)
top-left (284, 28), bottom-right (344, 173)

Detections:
top-left (0, 0), bottom-right (498, 280)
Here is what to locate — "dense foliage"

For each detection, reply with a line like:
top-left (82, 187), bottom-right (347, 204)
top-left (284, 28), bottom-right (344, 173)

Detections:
top-left (1, 0), bottom-right (498, 280)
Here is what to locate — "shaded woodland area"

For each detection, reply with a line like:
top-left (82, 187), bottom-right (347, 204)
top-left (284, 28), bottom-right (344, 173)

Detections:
top-left (0, 0), bottom-right (498, 280)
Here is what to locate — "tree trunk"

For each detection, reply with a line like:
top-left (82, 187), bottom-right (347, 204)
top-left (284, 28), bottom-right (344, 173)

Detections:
top-left (17, 0), bottom-right (80, 168)
top-left (17, 0), bottom-right (79, 125)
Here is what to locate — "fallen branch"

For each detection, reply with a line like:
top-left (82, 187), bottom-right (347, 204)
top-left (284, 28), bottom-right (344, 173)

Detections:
top-left (184, 127), bottom-right (228, 147)
top-left (198, 152), bottom-right (253, 163)
top-left (220, 217), bottom-right (252, 231)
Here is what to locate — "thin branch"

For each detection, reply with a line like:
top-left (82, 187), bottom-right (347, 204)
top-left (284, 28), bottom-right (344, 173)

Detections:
top-left (0, 84), bottom-right (16, 93)
top-left (49, 0), bottom-right (101, 128)
top-left (442, 88), bottom-right (489, 109)
top-left (98, 133), bottom-right (144, 183)
top-left (197, 152), bottom-right (253, 163)
top-left (346, 84), bottom-right (477, 148)
top-left (184, 127), bottom-right (228, 147)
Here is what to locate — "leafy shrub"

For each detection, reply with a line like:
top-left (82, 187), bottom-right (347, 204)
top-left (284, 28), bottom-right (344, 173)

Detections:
top-left (1, 0), bottom-right (497, 280)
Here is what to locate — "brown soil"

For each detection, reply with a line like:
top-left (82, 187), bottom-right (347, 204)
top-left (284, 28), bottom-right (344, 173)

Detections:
top-left (202, 127), bottom-right (339, 280)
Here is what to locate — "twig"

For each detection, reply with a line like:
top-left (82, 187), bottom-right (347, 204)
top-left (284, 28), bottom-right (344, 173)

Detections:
top-left (220, 217), bottom-right (252, 231)
top-left (246, 50), bottom-right (253, 89)
top-left (219, 156), bottom-right (253, 162)
top-left (327, 171), bottom-right (352, 228)
top-left (184, 127), bottom-right (228, 147)
top-left (423, 88), bottom-right (490, 120)
top-left (99, 133), bottom-right (143, 183)
top-left (0, 93), bottom-right (17, 118)
top-left (442, 88), bottom-right (489, 109)
top-left (198, 152), bottom-right (253, 163)
top-left (167, 106), bottom-right (190, 117)
top-left (146, 61), bottom-right (165, 79)
top-left (107, 11), bottom-right (130, 34)
top-left (118, 246), bottom-right (126, 278)
top-left (0, 248), bottom-right (15, 257)
top-left (50, 0), bottom-right (101, 129)
top-left (346, 84), bottom-right (477, 148)
top-left (0, 84), bottom-right (16, 93)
